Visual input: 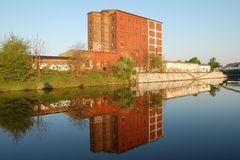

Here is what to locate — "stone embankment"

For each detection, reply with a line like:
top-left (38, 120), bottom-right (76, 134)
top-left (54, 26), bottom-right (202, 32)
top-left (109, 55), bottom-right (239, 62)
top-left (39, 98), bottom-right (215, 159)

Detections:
top-left (137, 72), bottom-right (226, 83)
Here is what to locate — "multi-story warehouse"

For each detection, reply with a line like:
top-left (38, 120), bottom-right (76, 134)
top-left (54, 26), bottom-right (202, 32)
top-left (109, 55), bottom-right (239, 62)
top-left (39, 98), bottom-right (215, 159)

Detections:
top-left (88, 10), bottom-right (162, 67)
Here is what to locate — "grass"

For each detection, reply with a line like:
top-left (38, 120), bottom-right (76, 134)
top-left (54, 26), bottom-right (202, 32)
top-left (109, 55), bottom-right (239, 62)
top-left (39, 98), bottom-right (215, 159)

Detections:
top-left (0, 71), bottom-right (126, 91)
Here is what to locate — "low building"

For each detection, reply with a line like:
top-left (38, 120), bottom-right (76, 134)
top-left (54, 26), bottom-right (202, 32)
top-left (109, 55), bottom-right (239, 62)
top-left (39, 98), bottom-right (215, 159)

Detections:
top-left (165, 61), bottom-right (211, 73)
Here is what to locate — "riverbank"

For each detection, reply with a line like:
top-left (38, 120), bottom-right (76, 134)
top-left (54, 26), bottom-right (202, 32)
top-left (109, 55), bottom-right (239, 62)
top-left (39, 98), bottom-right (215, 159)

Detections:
top-left (137, 72), bottom-right (226, 83)
top-left (0, 71), bottom-right (227, 92)
top-left (0, 72), bottom-right (126, 92)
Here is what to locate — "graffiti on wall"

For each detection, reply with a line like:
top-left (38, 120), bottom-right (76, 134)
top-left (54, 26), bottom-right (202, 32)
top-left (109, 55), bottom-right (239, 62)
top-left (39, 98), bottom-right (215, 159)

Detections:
top-left (92, 42), bottom-right (103, 51)
top-left (36, 63), bottom-right (71, 72)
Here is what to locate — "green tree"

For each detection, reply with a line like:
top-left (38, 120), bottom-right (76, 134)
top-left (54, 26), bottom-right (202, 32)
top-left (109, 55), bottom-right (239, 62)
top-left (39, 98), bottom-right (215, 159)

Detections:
top-left (0, 34), bottom-right (33, 81)
top-left (116, 55), bottom-right (136, 79)
top-left (0, 97), bottom-right (35, 142)
top-left (208, 57), bottom-right (221, 69)
top-left (187, 57), bottom-right (201, 64)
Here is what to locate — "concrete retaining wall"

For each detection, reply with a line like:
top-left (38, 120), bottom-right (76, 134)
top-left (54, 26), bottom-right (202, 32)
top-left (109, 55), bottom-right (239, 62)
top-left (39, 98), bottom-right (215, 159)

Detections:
top-left (137, 72), bottom-right (226, 83)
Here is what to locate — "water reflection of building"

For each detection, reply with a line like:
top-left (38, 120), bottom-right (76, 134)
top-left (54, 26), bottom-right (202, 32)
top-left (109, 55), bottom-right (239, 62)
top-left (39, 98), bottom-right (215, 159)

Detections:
top-left (90, 94), bottom-right (163, 153)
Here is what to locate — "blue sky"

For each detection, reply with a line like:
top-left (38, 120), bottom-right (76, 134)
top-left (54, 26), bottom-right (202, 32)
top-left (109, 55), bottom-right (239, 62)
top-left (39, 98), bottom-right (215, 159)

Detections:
top-left (1, 0), bottom-right (240, 65)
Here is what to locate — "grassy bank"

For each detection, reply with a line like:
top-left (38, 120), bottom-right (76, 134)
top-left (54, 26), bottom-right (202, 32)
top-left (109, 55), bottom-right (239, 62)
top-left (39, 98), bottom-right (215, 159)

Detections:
top-left (0, 72), bottom-right (126, 92)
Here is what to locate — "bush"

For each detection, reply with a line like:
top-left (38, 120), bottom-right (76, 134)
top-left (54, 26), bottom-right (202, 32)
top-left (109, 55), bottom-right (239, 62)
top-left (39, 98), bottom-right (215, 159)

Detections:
top-left (208, 57), bottom-right (221, 69)
top-left (0, 34), bottom-right (33, 81)
top-left (116, 55), bottom-right (136, 79)
top-left (187, 57), bottom-right (201, 64)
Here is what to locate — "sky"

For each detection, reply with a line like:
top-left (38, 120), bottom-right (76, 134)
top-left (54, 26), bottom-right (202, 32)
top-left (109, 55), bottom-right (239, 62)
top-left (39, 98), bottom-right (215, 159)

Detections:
top-left (0, 0), bottom-right (240, 65)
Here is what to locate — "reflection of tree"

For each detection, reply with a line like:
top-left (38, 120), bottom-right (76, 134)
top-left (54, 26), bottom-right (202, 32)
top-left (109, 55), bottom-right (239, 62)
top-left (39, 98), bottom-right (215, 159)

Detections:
top-left (209, 85), bottom-right (220, 97)
top-left (151, 94), bottom-right (162, 105)
top-left (0, 97), bottom-right (34, 142)
top-left (113, 88), bottom-right (135, 109)
top-left (30, 115), bottom-right (49, 140)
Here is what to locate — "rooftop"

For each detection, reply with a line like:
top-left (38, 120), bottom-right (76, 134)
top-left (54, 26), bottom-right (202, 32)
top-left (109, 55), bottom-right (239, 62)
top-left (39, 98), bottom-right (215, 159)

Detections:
top-left (88, 9), bottom-right (162, 23)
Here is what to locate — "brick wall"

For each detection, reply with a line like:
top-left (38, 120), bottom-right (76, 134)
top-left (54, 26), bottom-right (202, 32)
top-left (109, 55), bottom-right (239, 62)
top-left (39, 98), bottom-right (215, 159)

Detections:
top-left (37, 51), bottom-right (121, 72)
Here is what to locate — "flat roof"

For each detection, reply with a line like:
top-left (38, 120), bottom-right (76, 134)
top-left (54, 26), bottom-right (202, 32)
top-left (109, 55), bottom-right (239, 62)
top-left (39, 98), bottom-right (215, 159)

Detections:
top-left (88, 9), bottom-right (162, 23)
top-left (37, 55), bottom-right (71, 59)
top-left (165, 60), bottom-right (210, 66)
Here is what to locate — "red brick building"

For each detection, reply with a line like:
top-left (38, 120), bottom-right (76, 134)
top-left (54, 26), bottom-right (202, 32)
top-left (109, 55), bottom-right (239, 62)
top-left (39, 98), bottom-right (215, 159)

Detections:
top-left (88, 10), bottom-right (163, 68)
top-left (88, 95), bottom-right (163, 153)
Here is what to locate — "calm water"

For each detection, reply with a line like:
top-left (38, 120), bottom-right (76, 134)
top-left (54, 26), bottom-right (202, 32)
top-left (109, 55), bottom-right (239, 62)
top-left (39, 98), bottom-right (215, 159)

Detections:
top-left (0, 79), bottom-right (240, 160)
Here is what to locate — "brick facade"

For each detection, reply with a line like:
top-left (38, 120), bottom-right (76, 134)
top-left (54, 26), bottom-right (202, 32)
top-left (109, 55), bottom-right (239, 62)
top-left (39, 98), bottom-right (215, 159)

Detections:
top-left (88, 10), bottom-right (163, 68)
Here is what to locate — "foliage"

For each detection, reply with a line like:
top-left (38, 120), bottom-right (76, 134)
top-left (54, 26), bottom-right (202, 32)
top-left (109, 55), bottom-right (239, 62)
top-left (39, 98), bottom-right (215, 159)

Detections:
top-left (209, 85), bottom-right (220, 97)
top-left (187, 57), bottom-right (201, 64)
top-left (151, 55), bottom-right (162, 68)
top-left (151, 94), bottom-right (163, 105)
top-left (116, 55), bottom-right (136, 79)
top-left (0, 97), bottom-right (35, 142)
top-left (113, 87), bottom-right (135, 109)
top-left (208, 57), bottom-right (221, 69)
top-left (0, 34), bottom-right (33, 81)
top-left (0, 72), bottom-right (125, 91)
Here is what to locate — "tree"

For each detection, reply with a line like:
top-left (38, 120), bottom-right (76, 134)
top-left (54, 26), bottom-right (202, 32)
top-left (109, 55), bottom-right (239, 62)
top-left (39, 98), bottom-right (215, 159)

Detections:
top-left (72, 52), bottom-right (89, 77)
top-left (31, 36), bottom-right (47, 76)
top-left (0, 34), bottom-right (33, 81)
top-left (116, 55), bottom-right (136, 79)
top-left (151, 55), bottom-right (162, 68)
top-left (208, 57), bottom-right (221, 69)
top-left (69, 42), bottom-right (89, 77)
top-left (69, 41), bottom-right (87, 50)
top-left (150, 55), bottom-right (164, 72)
top-left (209, 85), bottom-right (220, 97)
top-left (0, 97), bottom-right (34, 142)
top-left (187, 57), bottom-right (201, 64)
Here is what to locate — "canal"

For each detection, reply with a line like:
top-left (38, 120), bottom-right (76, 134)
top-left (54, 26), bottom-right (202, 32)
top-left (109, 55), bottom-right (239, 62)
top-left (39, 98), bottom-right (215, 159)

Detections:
top-left (0, 79), bottom-right (240, 160)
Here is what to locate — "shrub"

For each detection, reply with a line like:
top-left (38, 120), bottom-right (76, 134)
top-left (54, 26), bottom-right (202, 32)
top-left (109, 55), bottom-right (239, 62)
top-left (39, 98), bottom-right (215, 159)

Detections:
top-left (116, 55), bottom-right (136, 79)
top-left (0, 34), bottom-right (33, 81)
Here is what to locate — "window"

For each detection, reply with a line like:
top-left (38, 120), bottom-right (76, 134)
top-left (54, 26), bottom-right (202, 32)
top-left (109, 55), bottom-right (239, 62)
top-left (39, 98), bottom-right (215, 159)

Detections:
top-left (120, 34), bottom-right (124, 38)
top-left (136, 27), bottom-right (139, 32)
top-left (112, 34), bottom-right (115, 38)
top-left (120, 42), bottom-right (124, 47)
top-left (136, 19), bottom-right (138, 24)
top-left (120, 24), bottom-right (123, 30)
top-left (120, 16), bottom-right (123, 20)
top-left (156, 23), bottom-right (161, 30)
top-left (150, 22), bottom-right (154, 28)
top-left (128, 17), bottom-right (131, 22)
top-left (128, 26), bottom-right (131, 31)
top-left (128, 34), bottom-right (131, 40)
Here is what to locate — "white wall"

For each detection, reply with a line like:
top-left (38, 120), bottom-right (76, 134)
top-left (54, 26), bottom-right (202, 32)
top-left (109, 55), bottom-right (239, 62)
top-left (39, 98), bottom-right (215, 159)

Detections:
top-left (165, 61), bottom-right (211, 73)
